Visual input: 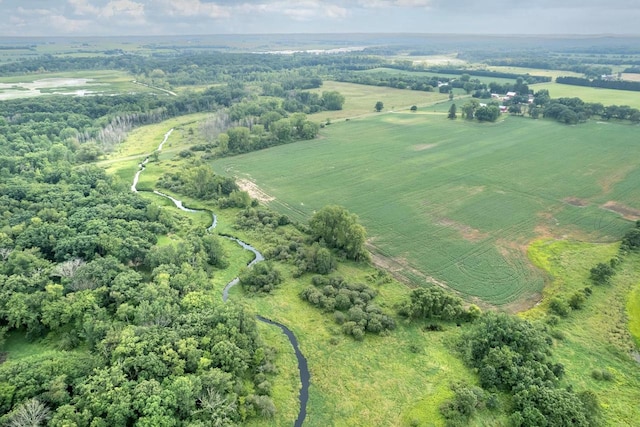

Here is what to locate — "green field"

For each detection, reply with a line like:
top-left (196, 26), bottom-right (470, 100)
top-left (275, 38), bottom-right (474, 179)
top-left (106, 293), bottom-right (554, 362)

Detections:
top-left (306, 81), bottom-right (450, 121)
top-left (487, 66), bottom-right (584, 79)
top-left (531, 81), bottom-right (640, 109)
top-left (524, 240), bottom-right (640, 426)
top-left (211, 113), bottom-right (638, 306)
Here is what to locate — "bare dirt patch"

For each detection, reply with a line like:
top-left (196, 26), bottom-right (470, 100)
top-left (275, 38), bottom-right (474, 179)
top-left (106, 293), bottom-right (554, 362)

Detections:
top-left (438, 218), bottom-right (489, 242)
top-left (237, 179), bottom-right (275, 203)
top-left (502, 292), bottom-right (543, 314)
top-left (602, 201), bottom-right (640, 221)
top-left (366, 243), bottom-right (448, 290)
top-left (563, 197), bottom-right (589, 207)
top-left (412, 143), bottom-right (437, 151)
top-left (622, 73), bottom-right (640, 82)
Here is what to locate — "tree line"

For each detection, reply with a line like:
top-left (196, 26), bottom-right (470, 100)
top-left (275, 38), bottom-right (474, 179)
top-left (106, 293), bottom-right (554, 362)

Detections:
top-left (556, 76), bottom-right (640, 92)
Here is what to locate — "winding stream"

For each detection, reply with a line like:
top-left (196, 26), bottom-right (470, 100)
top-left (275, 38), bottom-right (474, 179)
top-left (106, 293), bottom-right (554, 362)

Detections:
top-left (131, 129), bottom-right (309, 426)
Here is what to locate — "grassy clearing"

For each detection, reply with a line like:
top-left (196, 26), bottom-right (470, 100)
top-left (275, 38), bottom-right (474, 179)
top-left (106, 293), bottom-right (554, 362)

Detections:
top-left (627, 284), bottom-right (640, 348)
top-left (228, 253), bottom-right (483, 427)
top-left (2, 332), bottom-right (57, 361)
top-left (103, 112), bottom-right (212, 161)
top-left (306, 81), bottom-right (450, 121)
top-left (486, 66), bottom-right (584, 79)
top-left (531, 82), bottom-right (640, 108)
top-left (524, 240), bottom-right (640, 426)
top-left (211, 114), bottom-right (638, 305)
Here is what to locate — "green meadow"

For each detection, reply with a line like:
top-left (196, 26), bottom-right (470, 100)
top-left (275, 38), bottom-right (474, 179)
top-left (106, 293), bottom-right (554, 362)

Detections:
top-left (525, 240), bottom-right (640, 426)
top-left (211, 113), bottom-right (639, 306)
top-left (531, 81), bottom-right (640, 109)
top-left (306, 81), bottom-right (450, 121)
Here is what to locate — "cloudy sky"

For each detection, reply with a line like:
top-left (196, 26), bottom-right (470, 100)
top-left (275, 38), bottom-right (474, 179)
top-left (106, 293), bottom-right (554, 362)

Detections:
top-left (2, 0), bottom-right (639, 37)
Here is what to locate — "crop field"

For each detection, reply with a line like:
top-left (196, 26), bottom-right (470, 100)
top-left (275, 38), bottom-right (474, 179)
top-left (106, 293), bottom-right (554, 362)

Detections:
top-left (487, 66), bottom-right (584, 79)
top-left (306, 81), bottom-right (450, 121)
top-left (531, 81), bottom-right (640, 108)
top-left (211, 113), bottom-right (639, 306)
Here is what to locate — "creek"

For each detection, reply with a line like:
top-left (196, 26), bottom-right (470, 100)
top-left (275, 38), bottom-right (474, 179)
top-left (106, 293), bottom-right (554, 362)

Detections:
top-left (131, 128), bottom-right (309, 426)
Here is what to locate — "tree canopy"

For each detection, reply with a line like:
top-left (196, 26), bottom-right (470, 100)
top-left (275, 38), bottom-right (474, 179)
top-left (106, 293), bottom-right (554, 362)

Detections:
top-left (308, 205), bottom-right (368, 261)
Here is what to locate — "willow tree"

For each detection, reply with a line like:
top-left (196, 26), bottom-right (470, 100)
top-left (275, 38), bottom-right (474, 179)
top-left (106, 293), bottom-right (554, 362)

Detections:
top-left (309, 205), bottom-right (368, 261)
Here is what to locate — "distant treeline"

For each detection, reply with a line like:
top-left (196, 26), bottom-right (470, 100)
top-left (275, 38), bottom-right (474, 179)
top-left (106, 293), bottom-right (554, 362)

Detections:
top-left (0, 53), bottom-right (384, 86)
top-left (623, 67), bottom-right (640, 73)
top-left (556, 76), bottom-right (640, 92)
top-left (334, 70), bottom-right (534, 95)
top-left (426, 68), bottom-right (551, 83)
top-left (334, 71), bottom-right (439, 92)
top-left (480, 59), bottom-right (617, 76)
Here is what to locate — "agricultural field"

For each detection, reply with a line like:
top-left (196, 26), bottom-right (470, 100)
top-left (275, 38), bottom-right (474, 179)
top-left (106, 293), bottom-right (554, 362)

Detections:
top-left (530, 81), bottom-right (640, 109)
top-left (306, 81), bottom-right (450, 121)
top-left (487, 65), bottom-right (585, 79)
top-left (211, 112), bottom-right (639, 307)
top-left (0, 69), bottom-right (161, 99)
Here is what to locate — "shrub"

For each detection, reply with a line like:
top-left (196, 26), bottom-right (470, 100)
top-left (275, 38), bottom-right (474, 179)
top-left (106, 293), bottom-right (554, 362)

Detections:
top-left (239, 262), bottom-right (283, 294)
top-left (399, 287), bottom-right (466, 322)
top-left (302, 276), bottom-right (394, 338)
top-left (568, 292), bottom-right (586, 310)
top-left (549, 298), bottom-right (570, 317)
top-left (589, 262), bottom-right (615, 285)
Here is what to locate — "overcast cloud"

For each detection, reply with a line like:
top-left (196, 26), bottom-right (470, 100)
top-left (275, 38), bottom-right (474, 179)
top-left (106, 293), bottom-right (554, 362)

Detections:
top-left (0, 0), bottom-right (638, 36)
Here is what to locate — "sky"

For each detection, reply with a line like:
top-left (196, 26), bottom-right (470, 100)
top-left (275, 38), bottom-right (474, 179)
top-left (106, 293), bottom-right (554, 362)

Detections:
top-left (1, 0), bottom-right (639, 37)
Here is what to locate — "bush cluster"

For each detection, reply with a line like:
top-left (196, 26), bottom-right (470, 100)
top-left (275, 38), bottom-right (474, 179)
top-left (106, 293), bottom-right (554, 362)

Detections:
top-left (235, 208), bottom-right (290, 230)
top-left (300, 276), bottom-right (395, 339)
top-left (398, 286), bottom-right (479, 323)
top-left (458, 313), bottom-right (599, 426)
top-left (440, 382), bottom-right (493, 426)
top-left (239, 262), bottom-right (283, 294)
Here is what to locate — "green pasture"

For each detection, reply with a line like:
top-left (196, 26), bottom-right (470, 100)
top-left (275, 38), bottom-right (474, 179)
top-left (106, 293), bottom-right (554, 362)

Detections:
top-left (307, 81), bottom-right (450, 121)
top-left (211, 113), bottom-right (638, 306)
top-left (627, 284), bottom-right (640, 348)
top-left (531, 81), bottom-right (640, 108)
top-left (360, 67), bottom-right (519, 85)
top-left (487, 66), bottom-right (584, 79)
top-left (524, 240), bottom-right (640, 426)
